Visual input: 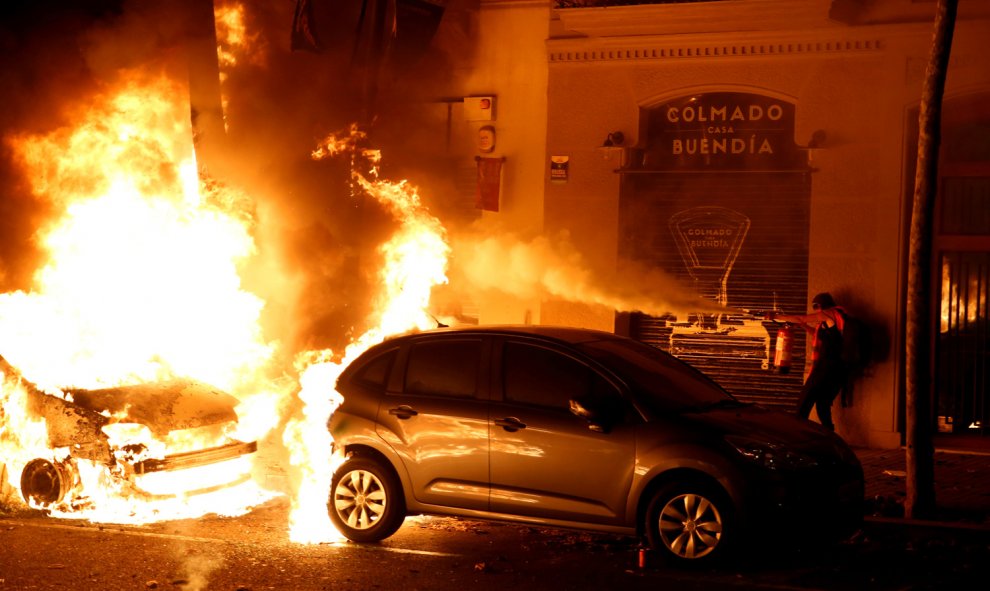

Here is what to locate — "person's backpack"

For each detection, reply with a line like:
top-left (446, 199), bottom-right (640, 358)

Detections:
top-left (839, 310), bottom-right (873, 375)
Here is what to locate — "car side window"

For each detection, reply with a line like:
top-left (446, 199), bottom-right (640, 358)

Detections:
top-left (354, 349), bottom-right (396, 389)
top-left (404, 339), bottom-right (481, 398)
top-left (503, 342), bottom-right (605, 411)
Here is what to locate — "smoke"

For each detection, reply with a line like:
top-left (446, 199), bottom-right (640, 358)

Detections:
top-left (0, 0), bottom-right (228, 291)
top-left (448, 231), bottom-right (721, 318)
top-left (0, 3), bottom-right (101, 291)
top-left (175, 551), bottom-right (223, 591)
top-left (199, 0), bottom-right (480, 356)
top-left (0, 0), bottom-right (710, 364)
top-left (0, 0), bottom-right (377, 357)
top-left (206, 0), bottom-right (722, 345)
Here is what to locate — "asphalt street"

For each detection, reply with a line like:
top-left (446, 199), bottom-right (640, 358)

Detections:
top-left (2, 496), bottom-right (988, 591)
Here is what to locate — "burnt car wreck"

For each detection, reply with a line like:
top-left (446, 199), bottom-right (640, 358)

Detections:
top-left (1, 354), bottom-right (257, 510)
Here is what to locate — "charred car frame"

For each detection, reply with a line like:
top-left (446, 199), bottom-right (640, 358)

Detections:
top-left (1, 355), bottom-right (257, 510)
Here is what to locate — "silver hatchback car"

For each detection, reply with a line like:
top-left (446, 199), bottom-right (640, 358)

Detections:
top-left (328, 326), bottom-right (863, 565)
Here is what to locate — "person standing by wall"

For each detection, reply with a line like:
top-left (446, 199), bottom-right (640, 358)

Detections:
top-left (768, 292), bottom-right (848, 431)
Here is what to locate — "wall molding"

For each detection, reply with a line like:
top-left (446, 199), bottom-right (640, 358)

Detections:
top-left (548, 35), bottom-right (886, 64)
top-left (556, 1), bottom-right (839, 37)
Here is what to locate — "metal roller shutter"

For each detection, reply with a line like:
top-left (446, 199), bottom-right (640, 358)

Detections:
top-left (619, 171), bottom-right (810, 411)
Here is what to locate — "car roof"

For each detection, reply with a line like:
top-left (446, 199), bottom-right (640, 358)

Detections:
top-left (387, 324), bottom-right (623, 345)
top-left (339, 325), bottom-right (628, 385)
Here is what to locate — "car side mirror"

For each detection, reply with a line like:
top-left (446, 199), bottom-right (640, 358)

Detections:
top-left (569, 398), bottom-right (609, 433)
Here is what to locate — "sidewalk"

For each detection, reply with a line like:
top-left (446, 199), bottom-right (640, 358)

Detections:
top-left (856, 446), bottom-right (990, 529)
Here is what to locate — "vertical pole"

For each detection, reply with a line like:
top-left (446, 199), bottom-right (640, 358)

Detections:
top-left (183, 0), bottom-right (227, 178)
top-left (905, 0), bottom-right (957, 520)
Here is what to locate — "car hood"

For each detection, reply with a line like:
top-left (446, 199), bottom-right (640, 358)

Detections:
top-left (684, 403), bottom-right (840, 449)
top-left (67, 380), bottom-right (240, 436)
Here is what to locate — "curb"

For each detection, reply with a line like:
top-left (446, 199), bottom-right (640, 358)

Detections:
top-left (864, 515), bottom-right (990, 533)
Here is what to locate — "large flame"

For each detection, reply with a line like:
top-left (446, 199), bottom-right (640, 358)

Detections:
top-left (214, 0), bottom-right (265, 132)
top-left (0, 0), bottom-right (699, 544)
top-left (1, 73), bottom-right (272, 392)
top-left (283, 126), bottom-right (450, 543)
top-left (0, 69), bottom-right (452, 540)
top-left (0, 71), bottom-right (280, 522)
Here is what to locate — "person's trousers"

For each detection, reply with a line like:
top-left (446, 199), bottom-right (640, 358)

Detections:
top-left (796, 364), bottom-right (846, 430)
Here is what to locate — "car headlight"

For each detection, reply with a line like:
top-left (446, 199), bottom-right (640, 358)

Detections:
top-left (725, 435), bottom-right (820, 471)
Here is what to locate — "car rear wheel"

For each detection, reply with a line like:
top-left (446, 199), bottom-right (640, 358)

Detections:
top-left (328, 455), bottom-right (405, 542)
top-left (20, 459), bottom-right (77, 507)
top-left (645, 479), bottom-right (733, 566)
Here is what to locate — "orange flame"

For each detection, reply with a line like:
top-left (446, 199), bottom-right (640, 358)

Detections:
top-left (0, 71), bottom-right (280, 522)
top-left (214, 1), bottom-right (265, 131)
top-left (2, 73), bottom-right (272, 392)
top-left (284, 126), bottom-right (450, 543)
top-left (215, 2), bottom-right (250, 72)
top-left (1, 51), bottom-right (450, 547)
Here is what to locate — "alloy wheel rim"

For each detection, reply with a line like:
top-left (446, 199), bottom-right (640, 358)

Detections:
top-left (658, 492), bottom-right (723, 559)
top-left (333, 469), bottom-right (387, 530)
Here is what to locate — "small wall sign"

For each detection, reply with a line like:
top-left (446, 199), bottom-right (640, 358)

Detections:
top-left (550, 155), bottom-right (569, 183)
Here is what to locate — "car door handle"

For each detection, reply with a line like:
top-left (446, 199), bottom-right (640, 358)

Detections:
top-left (494, 417), bottom-right (527, 432)
top-left (388, 405), bottom-right (419, 419)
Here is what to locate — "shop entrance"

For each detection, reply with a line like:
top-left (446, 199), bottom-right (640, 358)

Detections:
top-left (905, 92), bottom-right (990, 442)
top-left (617, 92), bottom-right (812, 411)
top-left (932, 94), bottom-right (990, 440)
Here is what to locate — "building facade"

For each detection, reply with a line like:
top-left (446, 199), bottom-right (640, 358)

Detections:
top-left (458, 0), bottom-right (990, 449)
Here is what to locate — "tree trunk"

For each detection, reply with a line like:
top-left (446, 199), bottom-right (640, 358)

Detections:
top-left (905, 0), bottom-right (958, 520)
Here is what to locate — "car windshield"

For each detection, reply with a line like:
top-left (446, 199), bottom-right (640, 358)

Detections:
top-left (575, 337), bottom-right (741, 414)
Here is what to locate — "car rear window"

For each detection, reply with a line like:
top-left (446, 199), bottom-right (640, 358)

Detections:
top-left (404, 339), bottom-right (481, 398)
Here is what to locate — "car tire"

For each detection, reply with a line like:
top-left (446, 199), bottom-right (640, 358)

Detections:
top-left (645, 479), bottom-right (733, 566)
top-left (328, 454), bottom-right (405, 543)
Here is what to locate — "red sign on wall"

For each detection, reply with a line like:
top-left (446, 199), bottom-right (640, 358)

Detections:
top-left (476, 156), bottom-right (504, 212)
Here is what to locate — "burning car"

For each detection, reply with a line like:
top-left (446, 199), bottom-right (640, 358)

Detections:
top-left (1, 354), bottom-right (258, 513)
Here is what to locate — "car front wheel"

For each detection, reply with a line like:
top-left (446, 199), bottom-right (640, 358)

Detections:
top-left (645, 480), bottom-right (733, 566)
top-left (328, 454), bottom-right (405, 543)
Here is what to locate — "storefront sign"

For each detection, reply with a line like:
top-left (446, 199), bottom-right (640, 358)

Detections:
top-left (641, 92), bottom-right (805, 171)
